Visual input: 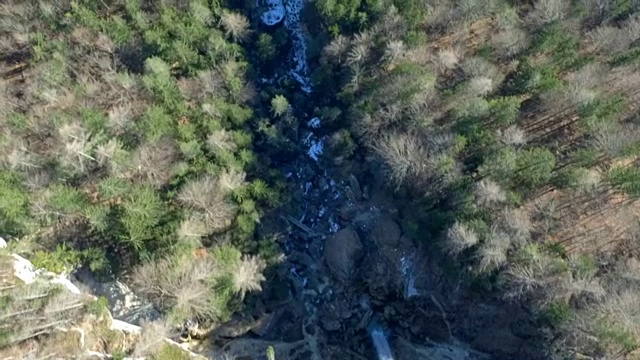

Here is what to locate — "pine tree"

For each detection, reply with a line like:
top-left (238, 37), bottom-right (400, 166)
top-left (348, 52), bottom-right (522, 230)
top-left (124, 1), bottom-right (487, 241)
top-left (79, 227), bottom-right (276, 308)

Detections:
top-left (270, 95), bottom-right (290, 117)
top-left (514, 147), bottom-right (556, 189)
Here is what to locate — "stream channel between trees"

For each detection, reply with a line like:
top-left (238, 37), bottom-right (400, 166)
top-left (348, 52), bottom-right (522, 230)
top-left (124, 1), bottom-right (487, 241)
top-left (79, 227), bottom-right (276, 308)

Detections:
top-left (215, 0), bottom-right (487, 359)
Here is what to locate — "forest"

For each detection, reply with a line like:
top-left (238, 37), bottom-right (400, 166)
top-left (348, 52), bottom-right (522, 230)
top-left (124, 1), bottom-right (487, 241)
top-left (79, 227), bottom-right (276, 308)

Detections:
top-left (2, 0), bottom-right (640, 359)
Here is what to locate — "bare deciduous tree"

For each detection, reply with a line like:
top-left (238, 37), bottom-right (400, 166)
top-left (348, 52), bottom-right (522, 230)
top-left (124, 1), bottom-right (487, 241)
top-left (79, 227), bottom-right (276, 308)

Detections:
top-left (218, 169), bottom-right (246, 194)
top-left (207, 130), bottom-right (237, 155)
top-left (133, 320), bottom-right (174, 358)
top-left (593, 124), bottom-right (640, 159)
top-left (527, 0), bottom-right (569, 27)
top-left (476, 226), bottom-right (510, 273)
top-left (95, 138), bottom-right (130, 176)
top-left (178, 175), bottom-right (237, 232)
top-left (106, 103), bottom-right (135, 135)
top-left (1, 138), bottom-right (37, 171)
top-left (497, 125), bottom-right (526, 146)
top-left (382, 40), bottom-right (405, 66)
top-left (500, 208), bottom-right (532, 246)
top-left (474, 179), bottom-right (507, 206)
top-left (132, 255), bottom-right (219, 323)
top-left (322, 35), bottom-right (349, 64)
top-left (491, 27), bottom-right (530, 57)
top-left (232, 255), bottom-right (266, 299)
top-left (587, 25), bottom-right (631, 54)
top-left (568, 290), bottom-right (640, 355)
top-left (219, 11), bottom-right (250, 42)
top-left (0, 79), bottom-right (17, 119)
top-left (373, 131), bottom-right (428, 187)
top-left (461, 57), bottom-right (503, 87)
top-left (131, 140), bottom-right (178, 188)
top-left (177, 215), bottom-right (210, 244)
top-left (467, 76), bottom-right (495, 96)
top-left (434, 48), bottom-right (461, 72)
top-left (198, 69), bottom-right (226, 99)
top-left (444, 221), bottom-right (479, 256)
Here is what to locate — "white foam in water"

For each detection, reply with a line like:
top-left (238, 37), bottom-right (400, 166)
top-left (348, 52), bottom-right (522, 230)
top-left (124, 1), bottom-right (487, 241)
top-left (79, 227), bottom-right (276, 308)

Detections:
top-left (284, 0), bottom-right (312, 93)
top-left (308, 117), bottom-right (321, 128)
top-left (400, 256), bottom-right (420, 298)
top-left (318, 206), bottom-right (327, 217)
top-left (303, 133), bottom-right (324, 161)
top-left (329, 217), bottom-right (340, 233)
top-left (260, 0), bottom-right (312, 91)
top-left (370, 326), bottom-right (395, 360)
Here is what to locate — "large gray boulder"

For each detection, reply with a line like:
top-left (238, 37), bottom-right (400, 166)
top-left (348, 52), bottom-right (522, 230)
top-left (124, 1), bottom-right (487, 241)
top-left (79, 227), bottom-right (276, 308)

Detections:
top-left (74, 269), bottom-right (159, 325)
top-left (324, 227), bottom-right (363, 282)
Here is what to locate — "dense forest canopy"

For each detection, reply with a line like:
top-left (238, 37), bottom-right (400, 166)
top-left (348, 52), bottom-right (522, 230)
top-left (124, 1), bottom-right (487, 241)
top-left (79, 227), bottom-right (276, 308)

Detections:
top-left (2, 0), bottom-right (640, 359)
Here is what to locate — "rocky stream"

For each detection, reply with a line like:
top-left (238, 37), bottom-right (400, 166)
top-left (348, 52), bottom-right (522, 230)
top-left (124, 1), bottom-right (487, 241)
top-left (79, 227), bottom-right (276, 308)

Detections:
top-left (208, 0), bottom-right (490, 358)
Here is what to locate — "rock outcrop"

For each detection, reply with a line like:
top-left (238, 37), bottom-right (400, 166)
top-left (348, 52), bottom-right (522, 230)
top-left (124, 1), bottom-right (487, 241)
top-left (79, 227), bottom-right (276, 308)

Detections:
top-left (324, 227), bottom-right (363, 282)
top-left (75, 268), bottom-right (160, 326)
top-left (1, 247), bottom-right (201, 359)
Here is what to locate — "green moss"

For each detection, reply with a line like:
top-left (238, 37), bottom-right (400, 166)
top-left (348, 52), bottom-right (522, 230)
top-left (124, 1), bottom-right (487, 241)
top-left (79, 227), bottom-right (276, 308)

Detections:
top-left (152, 344), bottom-right (191, 360)
top-left (86, 296), bottom-right (109, 316)
top-left (543, 301), bottom-right (572, 327)
top-left (611, 47), bottom-right (640, 66)
top-left (0, 171), bottom-right (31, 236)
top-left (595, 319), bottom-right (638, 352)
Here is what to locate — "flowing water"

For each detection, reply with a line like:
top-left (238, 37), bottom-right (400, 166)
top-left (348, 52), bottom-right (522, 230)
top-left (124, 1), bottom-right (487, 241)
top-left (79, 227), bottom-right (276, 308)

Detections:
top-left (230, 0), bottom-right (486, 358)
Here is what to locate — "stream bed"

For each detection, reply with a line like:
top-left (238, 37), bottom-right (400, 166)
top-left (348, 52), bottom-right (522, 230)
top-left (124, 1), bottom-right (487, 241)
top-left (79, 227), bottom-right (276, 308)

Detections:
top-left (218, 0), bottom-right (486, 358)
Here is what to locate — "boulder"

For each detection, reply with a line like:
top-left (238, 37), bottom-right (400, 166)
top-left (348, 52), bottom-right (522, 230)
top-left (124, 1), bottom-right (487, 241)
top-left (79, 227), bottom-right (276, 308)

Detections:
top-left (74, 269), bottom-right (159, 325)
top-left (368, 216), bottom-right (401, 248)
top-left (324, 227), bottom-right (363, 282)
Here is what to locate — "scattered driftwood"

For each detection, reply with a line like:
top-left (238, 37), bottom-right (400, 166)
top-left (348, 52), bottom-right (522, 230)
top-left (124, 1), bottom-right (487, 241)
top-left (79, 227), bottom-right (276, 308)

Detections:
top-left (280, 215), bottom-right (322, 238)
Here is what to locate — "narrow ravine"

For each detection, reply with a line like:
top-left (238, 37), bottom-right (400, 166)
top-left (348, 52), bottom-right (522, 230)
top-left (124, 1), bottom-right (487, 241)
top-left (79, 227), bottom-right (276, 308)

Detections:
top-left (221, 0), bottom-right (485, 358)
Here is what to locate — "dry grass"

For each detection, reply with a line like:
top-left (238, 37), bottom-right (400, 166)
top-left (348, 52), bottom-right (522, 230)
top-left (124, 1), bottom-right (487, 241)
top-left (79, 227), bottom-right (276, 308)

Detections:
top-left (133, 320), bottom-right (174, 358)
top-left (57, 122), bottom-right (96, 176)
